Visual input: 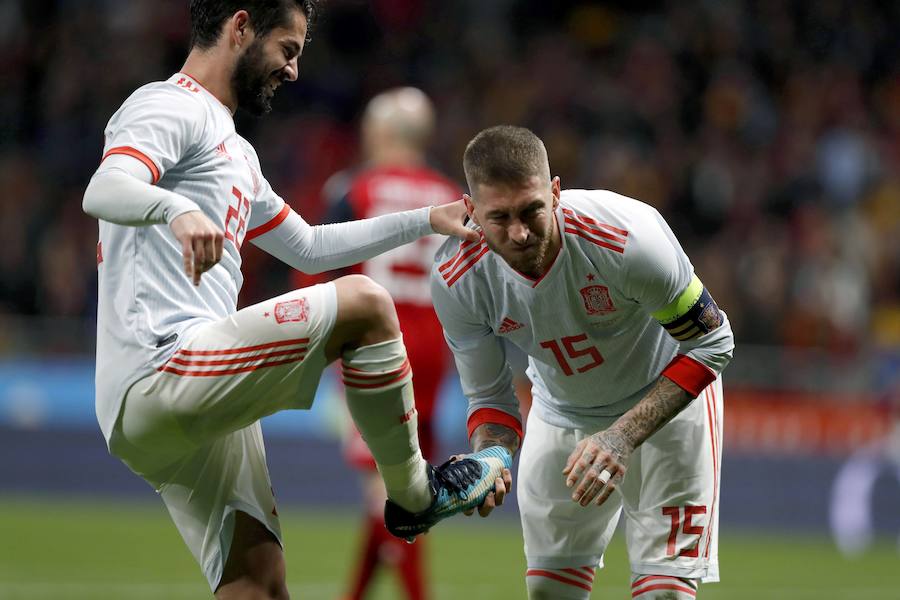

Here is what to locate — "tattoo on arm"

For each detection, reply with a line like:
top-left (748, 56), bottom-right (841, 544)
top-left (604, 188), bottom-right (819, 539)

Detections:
top-left (603, 376), bottom-right (692, 452)
top-left (471, 423), bottom-right (520, 455)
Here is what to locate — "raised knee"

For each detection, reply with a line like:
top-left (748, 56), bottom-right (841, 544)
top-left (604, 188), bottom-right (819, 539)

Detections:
top-left (333, 275), bottom-right (400, 345)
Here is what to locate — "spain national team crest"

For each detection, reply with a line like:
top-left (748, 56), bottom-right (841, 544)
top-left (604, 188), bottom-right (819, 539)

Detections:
top-left (580, 285), bottom-right (615, 315)
top-left (274, 298), bottom-right (310, 323)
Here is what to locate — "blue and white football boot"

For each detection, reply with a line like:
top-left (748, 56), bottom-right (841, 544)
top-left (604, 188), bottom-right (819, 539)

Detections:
top-left (384, 446), bottom-right (513, 541)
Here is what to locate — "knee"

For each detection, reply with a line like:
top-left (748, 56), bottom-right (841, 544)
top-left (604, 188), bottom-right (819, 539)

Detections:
top-left (332, 275), bottom-right (400, 345)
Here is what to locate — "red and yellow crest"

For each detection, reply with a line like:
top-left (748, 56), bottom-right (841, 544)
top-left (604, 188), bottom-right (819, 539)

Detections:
top-left (580, 285), bottom-right (615, 315)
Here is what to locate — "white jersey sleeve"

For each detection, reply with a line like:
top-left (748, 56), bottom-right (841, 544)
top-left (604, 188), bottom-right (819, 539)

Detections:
top-left (430, 244), bottom-right (523, 441)
top-left (102, 84), bottom-right (205, 184)
top-left (250, 198), bottom-right (434, 274)
top-left (619, 206), bottom-right (734, 383)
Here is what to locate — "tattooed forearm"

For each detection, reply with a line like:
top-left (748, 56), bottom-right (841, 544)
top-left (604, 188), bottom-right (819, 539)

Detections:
top-left (605, 376), bottom-right (692, 450)
top-left (471, 422), bottom-right (520, 455)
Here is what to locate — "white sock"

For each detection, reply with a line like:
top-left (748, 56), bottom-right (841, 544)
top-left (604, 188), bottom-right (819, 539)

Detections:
top-left (342, 338), bottom-right (431, 513)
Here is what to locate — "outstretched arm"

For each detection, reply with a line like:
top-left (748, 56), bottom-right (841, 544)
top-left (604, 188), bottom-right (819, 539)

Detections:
top-left (250, 200), bottom-right (477, 273)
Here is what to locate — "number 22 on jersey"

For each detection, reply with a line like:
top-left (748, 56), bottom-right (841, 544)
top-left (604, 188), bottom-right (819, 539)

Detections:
top-left (224, 186), bottom-right (251, 250)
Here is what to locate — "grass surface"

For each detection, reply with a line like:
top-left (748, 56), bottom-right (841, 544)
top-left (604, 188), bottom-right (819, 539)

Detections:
top-left (1, 497), bottom-right (898, 599)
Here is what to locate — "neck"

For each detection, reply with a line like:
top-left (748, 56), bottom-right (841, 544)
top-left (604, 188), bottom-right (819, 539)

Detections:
top-left (539, 212), bottom-right (562, 276)
top-left (181, 49), bottom-right (237, 114)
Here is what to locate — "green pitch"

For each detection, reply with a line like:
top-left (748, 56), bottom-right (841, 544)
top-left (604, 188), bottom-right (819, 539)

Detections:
top-left (0, 497), bottom-right (897, 599)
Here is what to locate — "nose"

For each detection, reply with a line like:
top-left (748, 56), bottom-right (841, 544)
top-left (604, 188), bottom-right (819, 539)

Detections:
top-left (284, 57), bottom-right (299, 82)
top-left (508, 221), bottom-right (529, 244)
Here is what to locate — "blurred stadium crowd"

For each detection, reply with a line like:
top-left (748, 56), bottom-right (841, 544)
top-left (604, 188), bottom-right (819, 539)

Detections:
top-left (1, 0), bottom-right (898, 360)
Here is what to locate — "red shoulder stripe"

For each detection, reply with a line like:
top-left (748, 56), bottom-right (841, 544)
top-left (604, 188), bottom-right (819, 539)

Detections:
top-left (102, 146), bottom-right (161, 184)
top-left (444, 245), bottom-right (489, 287)
top-left (563, 214), bottom-right (628, 245)
top-left (439, 237), bottom-right (480, 272)
top-left (563, 224), bottom-right (626, 253)
top-left (562, 207), bottom-right (629, 237)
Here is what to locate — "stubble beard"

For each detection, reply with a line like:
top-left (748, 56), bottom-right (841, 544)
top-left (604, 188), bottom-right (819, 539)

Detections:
top-left (488, 229), bottom-right (552, 279)
top-left (233, 40), bottom-right (274, 117)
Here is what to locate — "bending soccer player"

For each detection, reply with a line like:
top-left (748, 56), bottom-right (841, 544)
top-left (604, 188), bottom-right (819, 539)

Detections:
top-left (82, 2), bottom-right (509, 597)
top-left (320, 87), bottom-right (460, 600)
top-left (429, 126), bottom-right (734, 599)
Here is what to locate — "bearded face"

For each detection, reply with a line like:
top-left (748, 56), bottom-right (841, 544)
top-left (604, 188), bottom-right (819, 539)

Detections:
top-left (468, 176), bottom-right (561, 280)
top-left (232, 38), bottom-right (284, 116)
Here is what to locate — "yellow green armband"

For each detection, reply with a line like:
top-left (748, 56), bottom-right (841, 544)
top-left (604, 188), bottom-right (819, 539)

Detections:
top-left (652, 275), bottom-right (724, 341)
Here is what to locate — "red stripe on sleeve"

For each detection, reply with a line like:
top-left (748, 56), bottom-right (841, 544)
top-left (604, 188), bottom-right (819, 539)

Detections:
top-left (245, 204), bottom-right (292, 241)
top-left (102, 146), bottom-right (161, 184)
top-left (466, 408), bottom-right (523, 442)
top-left (661, 354), bottom-right (717, 397)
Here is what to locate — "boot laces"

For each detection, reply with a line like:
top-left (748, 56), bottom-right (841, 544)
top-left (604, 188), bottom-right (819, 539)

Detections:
top-left (434, 458), bottom-right (483, 501)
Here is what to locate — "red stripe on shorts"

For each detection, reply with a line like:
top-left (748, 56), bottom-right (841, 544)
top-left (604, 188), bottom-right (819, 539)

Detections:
top-left (175, 338), bottom-right (310, 357)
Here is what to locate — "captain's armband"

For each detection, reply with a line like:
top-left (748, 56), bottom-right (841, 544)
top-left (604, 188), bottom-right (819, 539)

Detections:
top-left (652, 275), bottom-right (724, 341)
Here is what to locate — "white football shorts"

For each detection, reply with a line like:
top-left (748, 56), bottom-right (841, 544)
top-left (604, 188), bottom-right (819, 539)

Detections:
top-left (518, 377), bottom-right (723, 583)
top-left (108, 282), bottom-right (338, 590)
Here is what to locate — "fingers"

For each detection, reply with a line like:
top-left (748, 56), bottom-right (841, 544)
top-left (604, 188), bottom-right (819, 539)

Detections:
top-left (169, 212), bottom-right (224, 286)
top-left (190, 231), bottom-right (225, 286)
top-left (192, 236), bottom-right (206, 286)
top-left (475, 468), bottom-right (514, 518)
top-left (573, 464), bottom-right (623, 507)
top-left (563, 439), bottom-right (587, 475)
top-left (565, 443), bottom-right (598, 488)
top-left (462, 228), bottom-right (480, 242)
top-left (181, 238), bottom-right (194, 283)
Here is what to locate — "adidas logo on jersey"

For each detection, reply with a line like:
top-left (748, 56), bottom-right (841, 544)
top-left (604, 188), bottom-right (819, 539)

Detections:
top-left (214, 142), bottom-right (232, 161)
top-left (498, 317), bottom-right (525, 334)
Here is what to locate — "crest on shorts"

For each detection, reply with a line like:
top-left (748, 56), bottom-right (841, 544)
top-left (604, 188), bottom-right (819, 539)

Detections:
top-left (580, 285), bottom-right (615, 315)
top-left (274, 298), bottom-right (309, 324)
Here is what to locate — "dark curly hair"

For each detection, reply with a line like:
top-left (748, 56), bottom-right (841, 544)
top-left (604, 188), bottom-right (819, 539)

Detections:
top-left (189, 0), bottom-right (318, 49)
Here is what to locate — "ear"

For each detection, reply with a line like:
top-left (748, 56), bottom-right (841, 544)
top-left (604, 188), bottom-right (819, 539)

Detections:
top-left (550, 176), bottom-right (561, 209)
top-left (463, 194), bottom-right (478, 225)
top-left (230, 10), bottom-right (252, 48)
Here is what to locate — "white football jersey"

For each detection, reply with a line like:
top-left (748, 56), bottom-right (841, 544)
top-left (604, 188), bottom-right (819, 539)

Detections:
top-left (431, 189), bottom-right (734, 432)
top-left (93, 73), bottom-right (290, 440)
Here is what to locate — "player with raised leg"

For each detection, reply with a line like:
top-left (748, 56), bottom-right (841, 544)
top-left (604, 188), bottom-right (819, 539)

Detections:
top-left (82, 2), bottom-right (508, 597)
top-left (428, 126), bottom-right (734, 599)
top-left (321, 87), bottom-right (462, 600)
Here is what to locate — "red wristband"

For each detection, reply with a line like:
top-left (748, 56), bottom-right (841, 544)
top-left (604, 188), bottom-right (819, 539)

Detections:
top-left (466, 408), bottom-right (524, 442)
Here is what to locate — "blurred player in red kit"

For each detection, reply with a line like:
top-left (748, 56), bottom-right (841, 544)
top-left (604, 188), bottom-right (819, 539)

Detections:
top-left (309, 88), bottom-right (461, 600)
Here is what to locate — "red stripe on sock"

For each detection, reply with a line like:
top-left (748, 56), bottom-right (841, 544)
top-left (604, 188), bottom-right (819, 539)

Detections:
top-left (632, 575), bottom-right (693, 589)
top-left (343, 363), bottom-right (412, 389)
top-left (561, 568), bottom-right (593, 583)
top-left (633, 583), bottom-right (696, 598)
top-left (525, 569), bottom-right (592, 592)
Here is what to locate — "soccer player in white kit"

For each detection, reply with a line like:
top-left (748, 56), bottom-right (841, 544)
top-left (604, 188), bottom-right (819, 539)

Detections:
top-left (431, 126), bottom-right (735, 599)
top-left (81, 2), bottom-right (510, 597)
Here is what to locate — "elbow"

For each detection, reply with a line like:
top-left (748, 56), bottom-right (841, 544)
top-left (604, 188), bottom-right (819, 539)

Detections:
top-left (82, 176), bottom-right (102, 219)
